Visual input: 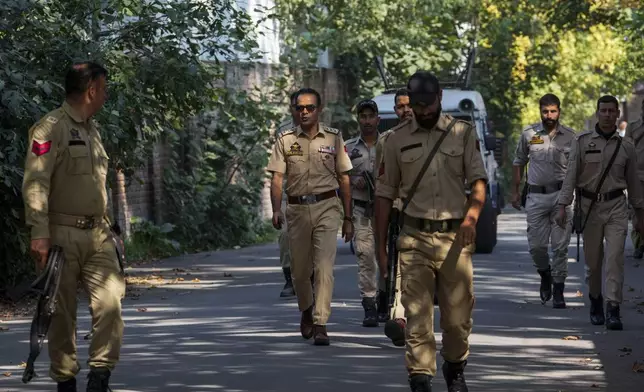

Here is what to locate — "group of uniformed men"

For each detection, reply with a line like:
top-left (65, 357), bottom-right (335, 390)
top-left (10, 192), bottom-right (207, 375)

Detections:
top-left (21, 60), bottom-right (644, 392)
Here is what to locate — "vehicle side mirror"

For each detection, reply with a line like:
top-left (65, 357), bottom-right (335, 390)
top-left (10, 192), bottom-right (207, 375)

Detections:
top-left (484, 135), bottom-right (497, 151)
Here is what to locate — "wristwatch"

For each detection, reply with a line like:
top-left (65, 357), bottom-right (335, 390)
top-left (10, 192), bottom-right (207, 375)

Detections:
top-left (344, 215), bottom-right (354, 222)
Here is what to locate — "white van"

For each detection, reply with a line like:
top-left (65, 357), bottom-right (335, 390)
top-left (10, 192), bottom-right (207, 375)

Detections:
top-left (371, 88), bottom-right (502, 253)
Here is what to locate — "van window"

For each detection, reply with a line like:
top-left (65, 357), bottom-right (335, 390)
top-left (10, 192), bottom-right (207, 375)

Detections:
top-left (378, 118), bottom-right (400, 133)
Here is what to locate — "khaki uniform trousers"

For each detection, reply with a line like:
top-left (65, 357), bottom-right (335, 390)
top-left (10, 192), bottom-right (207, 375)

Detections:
top-left (286, 196), bottom-right (342, 325)
top-left (525, 191), bottom-right (574, 282)
top-left (352, 204), bottom-right (382, 298)
top-left (582, 195), bottom-right (628, 304)
top-left (48, 221), bottom-right (126, 382)
top-left (278, 197), bottom-right (291, 269)
top-left (397, 222), bottom-right (474, 376)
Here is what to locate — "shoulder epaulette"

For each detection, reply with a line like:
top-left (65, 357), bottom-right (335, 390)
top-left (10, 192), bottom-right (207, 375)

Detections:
top-left (574, 130), bottom-right (593, 140)
top-left (344, 136), bottom-right (359, 146)
top-left (322, 125), bottom-right (339, 135)
top-left (559, 124), bottom-right (577, 134)
top-left (390, 118), bottom-right (412, 132)
top-left (278, 128), bottom-right (296, 138)
top-left (521, 123), bottom-right (540, 133)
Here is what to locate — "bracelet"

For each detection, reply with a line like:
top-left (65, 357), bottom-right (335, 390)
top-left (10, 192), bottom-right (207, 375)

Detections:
top-left (343, 216), bottom-right (353, 222)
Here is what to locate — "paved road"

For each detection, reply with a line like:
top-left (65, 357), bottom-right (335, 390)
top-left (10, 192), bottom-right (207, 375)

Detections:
top-left (1, 209), bottom-right (643, 392)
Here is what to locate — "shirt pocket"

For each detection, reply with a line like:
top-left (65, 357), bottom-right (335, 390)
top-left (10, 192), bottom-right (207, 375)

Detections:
top-left (66, 145), bottom-right (92, 175)
top-left (400, 143), bottom-right (424, 167)
top-left (582, 150), bottom-right (602, 174)
top-left (555, 145), bottom-right (571, 165)
top-left (94, 143), bottom-right (110, 176)
top-left (286, 155), bottom-right (307, 174)
top-left (439, 143), bottom-right (464, 176)
top-left (529, 144), bottom-right (548, 161)
top-left (317, 152), bottom-right (337, 174)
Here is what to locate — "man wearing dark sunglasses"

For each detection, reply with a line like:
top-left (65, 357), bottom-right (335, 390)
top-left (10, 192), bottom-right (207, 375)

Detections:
top-left (267, 87), bottom-right (354, 346)
top-left (375, 71), bottom-right (488, 392)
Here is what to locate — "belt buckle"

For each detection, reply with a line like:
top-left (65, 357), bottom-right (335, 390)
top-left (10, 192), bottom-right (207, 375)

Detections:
top-left (301, 195), bottom-right (316, 205)
top-left (76, 216), bottom-right (96, 229)
top-left (596, 193), bottom-right (603, 202)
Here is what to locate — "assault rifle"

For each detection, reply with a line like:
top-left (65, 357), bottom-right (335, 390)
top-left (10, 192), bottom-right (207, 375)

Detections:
top-left (572, 188), bottom-right (582, 263)
top-left (22, 246), bottom-right (65, 384)
top-left (386, 207), bottom-right (401, 316)
top-left (362, 171), bottom-right (376, 217)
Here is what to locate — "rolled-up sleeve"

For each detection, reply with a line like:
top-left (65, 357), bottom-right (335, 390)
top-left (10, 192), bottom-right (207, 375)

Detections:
top-left (463, 125), bottom-right (488, 186)
top-left (375, 135), bottom-right (399, 200)
top-left (267, 137), bottom-right (286, 173)
top-left (557, 138), bottom-right (579, 206)
top-left (512, 131), bottom-right (529, 166)
top-left (626, 142), bottom-right (644, 209)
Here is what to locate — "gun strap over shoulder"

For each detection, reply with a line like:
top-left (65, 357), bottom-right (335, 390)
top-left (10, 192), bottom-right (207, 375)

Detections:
top-left (401, 118), bottom-right (458, 214)
top-left (580, 136), bottom-right (622, 232)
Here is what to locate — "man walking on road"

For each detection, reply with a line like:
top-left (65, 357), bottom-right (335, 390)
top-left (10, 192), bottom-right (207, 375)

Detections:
top-left (556, 95), bottom-right (644, 331)
top-left (345, 99), bottom-right (383, 327)
top-left (624, 99), bottom-right (644, 259)
top-left (374, 88), bottom-right (413, 345)
top-left (375, 71), bottom-right (488, 392)
top-left (267, 87), bottom-right (354, 346)
top-left (511, 94), bottom-right (577, 308)
top-left (22, 62), bottom-right (126, 392)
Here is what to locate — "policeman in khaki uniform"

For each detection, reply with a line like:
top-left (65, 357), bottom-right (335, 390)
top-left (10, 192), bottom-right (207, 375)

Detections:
top-left (376, 72), bottom-right (488, 392)
top-left (267, 87), bottom-right (354, 346)
top-left (624, 99), bottom-right (644, 258)
top-left (556, 95), bottom-right (644, 331)
top-left (22, 62), bottom-right (125, 392)
top-left (512, 94), bottom-right (576, 308)
top-left (345, 99), bottom-right (384, 327)
top-left (374, 88), bottom-right (413, 346)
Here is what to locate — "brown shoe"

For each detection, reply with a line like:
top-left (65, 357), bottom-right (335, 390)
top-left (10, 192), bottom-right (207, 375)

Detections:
top-left (300, 306), bottom-right (314, 339)
top-left (313, 324), bottom-right (330, 346)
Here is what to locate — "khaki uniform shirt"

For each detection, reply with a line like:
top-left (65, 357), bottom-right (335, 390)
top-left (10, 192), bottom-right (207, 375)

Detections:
top-left (558, 129), bottom-right (644, 209)
top-left (22, 101), bottom-right (110, 239)
top-left (266, 123), bottom-right (352, 196)
top-left (375, 128), bottom-right (402, 209)
top-left (345, 134), bottom-right (379, 202)
top-left (375, 114), bottom-right (488, 220)
top-left (513, 122), bottom-right (577, 186)
top-left (625, 118), bottom-right (644, 182)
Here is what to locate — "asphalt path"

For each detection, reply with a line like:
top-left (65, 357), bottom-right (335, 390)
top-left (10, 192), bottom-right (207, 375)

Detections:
top-left (1, 208), bottom-right (643, 391)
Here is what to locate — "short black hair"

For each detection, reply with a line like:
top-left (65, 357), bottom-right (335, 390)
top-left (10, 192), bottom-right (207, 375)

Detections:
top-left (289, 91), bottom-right (298, 106)
top-left (394, 88), bottom-right (408, 105)
top-left (539, 93), bottom-right (560, 110)
top-left (596, 95), bottom-right (619, 111)
top-left (65, 61), bottom-right (108, 96)
top-left (294, 87), bottom-right (322, 106)
top-left (407, 71), bottom-right (440, 93)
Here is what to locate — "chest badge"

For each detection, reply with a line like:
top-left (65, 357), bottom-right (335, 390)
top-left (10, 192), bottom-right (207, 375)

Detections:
top-left (70, 129), bottom-right (82, 140)
top-left (588, 142), bottom-right (596, 148)
top-left (350, 148), bottom-right (363, 159)
top-left (529, 135), bottom-right (544, 145)
top-left (319, 145), bottom-right (336, 154)
top-left (286, 142), bottom-right (303, 156)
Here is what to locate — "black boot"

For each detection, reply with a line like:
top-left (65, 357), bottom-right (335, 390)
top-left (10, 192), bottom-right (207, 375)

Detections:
top-left (605, 302), bottom-right (623, 330)
top-left (589, 294), bottom-right (605, 325)
top-left (537, 267), bottom-right (553, 304)
top-left (86, 367), bottom-right (111, 392)
top-left (409, 373), bottom-right (433, 392)
top-left (443, 360), bottom-right (468, 392)
top-left (377, 290), bottom-right (389, 322)
top-left (633, 246), bottom-right (643, 259)
top-left (552, 282), bottom-right (566, 309)
top-left (57, 377), bottom-right (77, 392)
top-left (384, 318), bottom-right (406, 347)
top-left (280, 267), bottom-right (295, 298)
top-left (362, 297), bottom-right (379, 327)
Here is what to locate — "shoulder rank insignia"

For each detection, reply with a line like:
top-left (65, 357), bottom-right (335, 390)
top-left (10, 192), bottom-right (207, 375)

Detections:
top-left (529, 135), bottom-right (544, 145)
top-left (285, 142), bottom-right (303, 156)
top-left (322, 125), bottom-right (339, 135)
top-left (70, 129), bottom-right (81, 140)
top-left (46, 116), bottom-right (59, 124)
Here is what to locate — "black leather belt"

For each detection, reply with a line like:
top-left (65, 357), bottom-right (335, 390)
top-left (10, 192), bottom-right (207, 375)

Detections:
top-left (580, 188), bottom-right (624, 202)
top-left (288, 190), bottom-right (337, 205)
top-left (404, 216), bottom-right (463, 233)
top-left (49, 213), bottom-right (102, 229)
top-left (528, 181), bottom-right (563, 194)
top-left (354, 200), bottom-right (370, 208)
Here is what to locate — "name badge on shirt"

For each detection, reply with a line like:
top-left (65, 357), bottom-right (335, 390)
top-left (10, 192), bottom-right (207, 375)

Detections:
top-left (319, 145), bottom-right (336, 154)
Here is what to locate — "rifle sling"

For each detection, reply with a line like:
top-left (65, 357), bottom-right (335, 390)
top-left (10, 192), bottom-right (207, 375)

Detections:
top-left (580, 137), bottom-right (622, 232)
top-left (400, 118), bottom-right (458, 215)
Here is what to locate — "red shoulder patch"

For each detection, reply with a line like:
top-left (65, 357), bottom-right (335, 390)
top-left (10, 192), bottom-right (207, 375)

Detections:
top-left (32, 140), bottom-right (52, 156)
top-left (344, 145), bottom-right (348, 153)
top-left (379, 162), bottom-right (385, 176)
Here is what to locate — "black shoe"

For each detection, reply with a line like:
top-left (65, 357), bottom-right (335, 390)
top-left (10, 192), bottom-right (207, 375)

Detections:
top-left (443, 360), bottom-right (468, 392)
top-left (589, 294), bottom-right (605, 325)
top-left (57, 377), bottom-right (77, 392)
top-left (362, 297), bottom-right (379, 327)
top-left (409, 373), bottom-right (433, 392)
top-left (633, 247), bottom-right (643, 259)
top-left (537, 267), bottom-right (553, 304)
top-left (605, 302), bottom-right (623, 330)
top-left (377, 290), bottom-right (389, 322)
top-left (552, 282), bottom-right (566, 309)
top-left (280, 268), bottom-right (295, 298)
top-left (86, 367), bottom-right (112, 392)
top-left (384, 318), bottom-right (406, 347)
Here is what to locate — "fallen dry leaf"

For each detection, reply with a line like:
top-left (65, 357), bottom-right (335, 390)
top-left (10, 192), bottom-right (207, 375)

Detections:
top-left (0, 326), bottom-right (9, 332)
top-left (136, 308), bottom-right (148, 312)
top-left (563, 335), bottom-right (581, 341)
top-left (20, 362), bottom-right (26, 368)
top-left (192, 278), bottom-right (200, 283)
top-left (619, 347), bottom-right (632, 353)
top-left (627, 286), bottom-right (635, 292)
top-left (632, 361), bottom-right (644, 373)
top-left (223, 272), bottom-right (233, 278)
top-left (173, 268), bottom-right (186, 273)
top-left (3, 372), bottom-right (11, 377)
top-left (575, 290), bottom-right (583, 297)
top-left (591, 384), bottom-right (600, 388)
